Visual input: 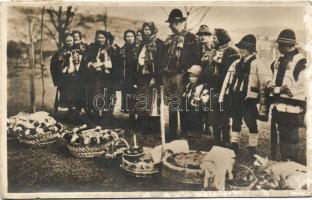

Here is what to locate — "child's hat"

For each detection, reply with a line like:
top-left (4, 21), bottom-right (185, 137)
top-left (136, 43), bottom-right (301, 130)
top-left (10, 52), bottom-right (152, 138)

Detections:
top-left (187, 65), bottom-right (203, 77)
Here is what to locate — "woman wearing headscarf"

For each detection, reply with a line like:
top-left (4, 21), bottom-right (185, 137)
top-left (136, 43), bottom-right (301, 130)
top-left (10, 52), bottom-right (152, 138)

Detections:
top-left (136, 29), bottom-right (143, 48)
top-left (72, 30), bottom-right (88, 55)
top-left (207, 28), bottom-right (240, 147)
top-left (81, 30), bottom-right (120, 123)
top-left (120, 30), bottom-right (139, 126)
top-left (50, 32), bottom-right (86, 116)
top-left (135, 22), bottom-right (165, 133)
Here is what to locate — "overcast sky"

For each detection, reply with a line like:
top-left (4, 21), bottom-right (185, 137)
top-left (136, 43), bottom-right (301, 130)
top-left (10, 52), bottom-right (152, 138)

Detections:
top-left (78, 5), bottom-right (306, 31)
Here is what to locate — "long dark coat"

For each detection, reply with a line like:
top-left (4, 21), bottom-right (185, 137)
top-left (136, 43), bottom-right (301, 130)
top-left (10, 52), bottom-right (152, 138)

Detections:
top-left (134, 37), bottom-right (165, 116)
top-left (80, 43), bottom-right (121, 115)
top-left (120, 43), bottom-right (138, 114)
top-left (50, 47), bottom-right (86, 110)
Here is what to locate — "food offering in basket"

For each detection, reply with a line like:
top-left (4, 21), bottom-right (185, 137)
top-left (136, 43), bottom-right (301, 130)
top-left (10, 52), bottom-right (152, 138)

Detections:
top-left (162, 146), bottom-right (236, 191)
top-left (62, 125), bottom-right (127, 158)
top-left (162, 150), bottom-right (208, 185)
top-left (7, 111), bottom-right (63, 146)
top-left (226, 164), bottom-right (258, 190)
top-left (121, 134), bottom-right (159, 177)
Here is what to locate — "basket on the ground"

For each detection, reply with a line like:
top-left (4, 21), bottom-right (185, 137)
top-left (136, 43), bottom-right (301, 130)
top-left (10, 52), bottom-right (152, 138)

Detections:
top-left (162, 151), bottom-right (207, 184)
top-left (18, 131), bottom-right (60, 147)
top-left (8, 111), bottom-right (63, 146)
top-left (226, 164), bottom-right (258, 190)
top-left (67, 143), bottom-right (107, 158)
top-left (63, 125), bottom-right (126, 158)
top-left (121, 147), bottom-right (159, 177)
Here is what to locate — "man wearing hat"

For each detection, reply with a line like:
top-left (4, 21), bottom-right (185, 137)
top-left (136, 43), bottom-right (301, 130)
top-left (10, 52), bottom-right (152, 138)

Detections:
top-left (162, 8), bottom-right (197, 141)
top-left (181, 65), bottom-right (210, 139)
top-left (266, 29), bottom-right (307, 162)
top-left (219, 34), bottom-right (271, 155)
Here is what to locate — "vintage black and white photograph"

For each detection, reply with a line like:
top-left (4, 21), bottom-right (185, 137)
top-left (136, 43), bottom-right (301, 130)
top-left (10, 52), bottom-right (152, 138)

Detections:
top-left (1, 0), bottom-right (311, 198)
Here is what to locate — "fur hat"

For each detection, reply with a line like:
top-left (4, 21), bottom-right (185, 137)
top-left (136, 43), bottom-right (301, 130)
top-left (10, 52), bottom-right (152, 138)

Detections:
top-left (196, 25), bottom-right (212, 36)
top-left (276, 29), bottom-right (297, 45)
top-left (165, 8), bottom-right (186, 23)
top-left (235, 34), bottom-right (257, 53)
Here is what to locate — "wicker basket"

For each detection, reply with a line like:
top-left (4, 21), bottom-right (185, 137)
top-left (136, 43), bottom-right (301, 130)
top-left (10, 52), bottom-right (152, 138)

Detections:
top-left (227, 164), bottom-right (258, 190)
top-left (18, 132), bottom-right (59, 147)
top-left (67, 143), bottom-right (107, 158)
top-left (121, 155), bottom-right (159, 177)
top-left (161, 151), bottom-right (207, 185)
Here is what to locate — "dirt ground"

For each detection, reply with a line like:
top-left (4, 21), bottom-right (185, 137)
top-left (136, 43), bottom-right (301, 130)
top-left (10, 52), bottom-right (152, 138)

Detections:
top-left (7, 113), bottom-right (307, 193)
top-left (6, 64), bottom-right (307, 193)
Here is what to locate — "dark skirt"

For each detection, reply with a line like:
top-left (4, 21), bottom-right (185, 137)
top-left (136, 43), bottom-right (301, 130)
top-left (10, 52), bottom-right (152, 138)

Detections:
top-left (134, 74), bottom-right (160, 117)
top-left (121, 77), bottom-right (136, 114)
top-left (205, 91), bottom-right (230, 126)
top-left (86, 74), bottom-right (116, 115)
top-left (58, 75), bottom-right (85, 108)
top-left (121, 89), bottom-right (136, 114)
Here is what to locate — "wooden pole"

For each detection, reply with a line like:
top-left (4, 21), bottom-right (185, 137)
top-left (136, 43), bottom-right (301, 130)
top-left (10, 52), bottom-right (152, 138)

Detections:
top-left (28, 17), bottom-right (36, 113)
top-left (40, 6), bottom-right (45, 110)
top-left (29, 42), bottom-right (36, 113)
top-left (160, 86), bottom-right (166, 153)
top-left (104, 7), bottom-right (108, 31)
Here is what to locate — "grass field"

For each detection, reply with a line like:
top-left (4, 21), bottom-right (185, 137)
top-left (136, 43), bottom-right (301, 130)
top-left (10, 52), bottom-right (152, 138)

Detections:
top-left (7, 55), bottom-right (306, 192)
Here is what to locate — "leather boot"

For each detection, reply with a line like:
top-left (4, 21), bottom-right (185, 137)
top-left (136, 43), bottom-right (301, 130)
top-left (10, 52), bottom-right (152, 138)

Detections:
top-left (280, 141), bottom-right (299, 162)
top-left (221, 125), bottom-right (231, 147)
top-left (212, 125), bottom-right (221, 146)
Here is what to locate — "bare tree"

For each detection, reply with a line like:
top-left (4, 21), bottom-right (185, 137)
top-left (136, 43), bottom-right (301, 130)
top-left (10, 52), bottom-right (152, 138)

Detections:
top-left (46, 6), bottom-right (75, 49)
top-left (40, 7), bottom-right (46, 110)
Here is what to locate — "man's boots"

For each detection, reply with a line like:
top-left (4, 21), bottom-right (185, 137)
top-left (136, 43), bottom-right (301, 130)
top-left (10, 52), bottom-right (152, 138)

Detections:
top-left (230, 131), bottom-right (240, 155)
top-left (280, 141), bottom-right (299, 162)
top-left (221, 125), bottom-right (231, 148)
top-left (248, 133), bottom-right (258, 156)
top-left (212, 125), bottom-right (221, 146)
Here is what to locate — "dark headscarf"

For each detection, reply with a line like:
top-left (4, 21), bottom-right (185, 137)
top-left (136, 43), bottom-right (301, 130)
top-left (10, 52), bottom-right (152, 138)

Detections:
top-left (72, 30), bottom-right (82, 39)
top-left (214, 28), bottom-right (231, 47)
top-left (123, 29), bottom-right (136, 43)
top-left (142, 22), bottom-right (158, 44)
top-left (136, 29), bottom-right (143, 36)
top-left (95, 30), bottom-right (108, 47)
top-left (142, 22), bottom-right (158, 36)
top-left (106, 31), bottom-right (115, 45)
top-left (63, 32), bottom-right (74, 49)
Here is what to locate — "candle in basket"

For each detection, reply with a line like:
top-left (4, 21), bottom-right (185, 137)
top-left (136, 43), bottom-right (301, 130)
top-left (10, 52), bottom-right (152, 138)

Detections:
top-left (133, 134), bottom-right (138, 148)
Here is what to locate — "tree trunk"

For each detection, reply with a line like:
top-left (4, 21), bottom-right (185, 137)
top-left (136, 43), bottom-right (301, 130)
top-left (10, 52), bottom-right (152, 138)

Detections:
top-left (40, 6), bottom-right (45, 110)
top-left (29, 42), bottom-right (36, 113)
top-left (57, 31), bottom-right (63, 49)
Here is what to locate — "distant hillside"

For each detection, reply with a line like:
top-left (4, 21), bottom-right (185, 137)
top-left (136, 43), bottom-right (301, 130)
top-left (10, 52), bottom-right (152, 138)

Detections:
top-left (8, 7), bottom-right (149, 51)
top-left (8, 7), bottom-right (306, 52)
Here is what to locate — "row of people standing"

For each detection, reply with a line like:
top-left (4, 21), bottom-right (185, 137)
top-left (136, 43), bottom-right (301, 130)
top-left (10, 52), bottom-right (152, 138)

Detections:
top-left (50, 8), bottom-right (307, 162)
top-left (50, 22), bottom-right (165, 129)
top-left (162, 9), bottom-right (306, 163)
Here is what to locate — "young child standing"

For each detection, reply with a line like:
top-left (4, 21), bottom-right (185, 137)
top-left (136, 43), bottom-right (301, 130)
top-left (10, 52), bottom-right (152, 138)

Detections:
top-left (181, 65), bottom-right (210, 139)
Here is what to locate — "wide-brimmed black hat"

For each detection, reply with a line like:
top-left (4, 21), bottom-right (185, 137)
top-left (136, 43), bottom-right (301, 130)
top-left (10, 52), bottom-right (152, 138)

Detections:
top-left (235, 34), bottom-right (257, 52)
top-left (196, 25), bottom-right (212, 35)
top-left (165, 9), bottom-right (186, 23)
top-left (276, 29), bottom-right (297, 45)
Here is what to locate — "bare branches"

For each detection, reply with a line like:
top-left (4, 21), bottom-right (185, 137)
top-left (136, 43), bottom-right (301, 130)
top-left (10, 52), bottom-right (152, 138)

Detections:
top-left (47, 8), bottom-right (58, 31)
top-left (42, 23), bottom-right (58, 47)
top-left (46, 6), bottom-right (75, 48)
